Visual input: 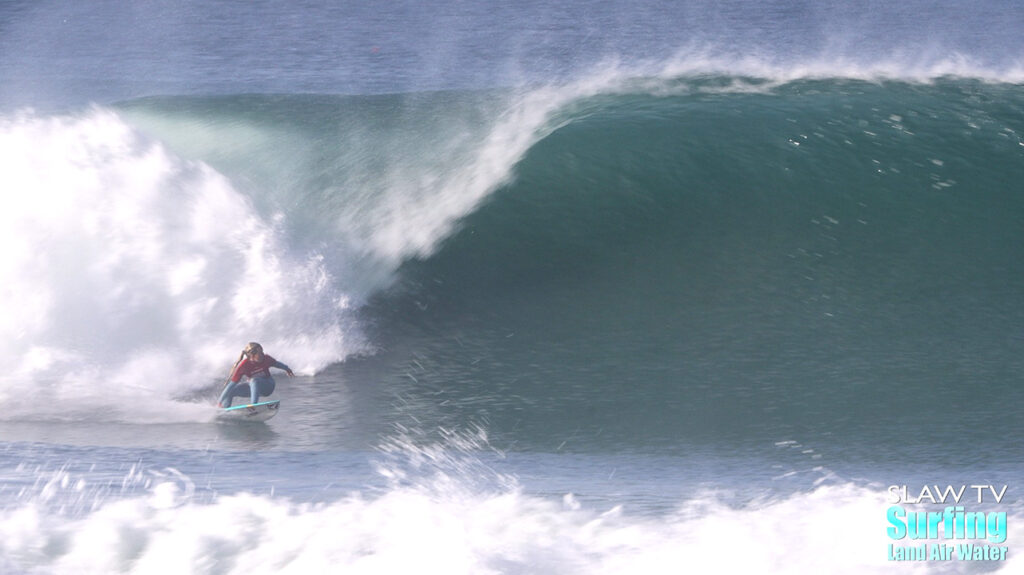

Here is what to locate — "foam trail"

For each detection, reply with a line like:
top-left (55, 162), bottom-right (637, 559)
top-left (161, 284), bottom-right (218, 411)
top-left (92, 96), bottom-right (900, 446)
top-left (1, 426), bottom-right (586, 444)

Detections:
top-left (0, 109), bottom-right (365, 421)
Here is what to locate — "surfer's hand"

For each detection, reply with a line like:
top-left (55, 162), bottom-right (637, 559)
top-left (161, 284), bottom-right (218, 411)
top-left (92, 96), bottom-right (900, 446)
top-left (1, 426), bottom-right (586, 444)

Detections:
top-left (287, 370), bottom-right (295, 377)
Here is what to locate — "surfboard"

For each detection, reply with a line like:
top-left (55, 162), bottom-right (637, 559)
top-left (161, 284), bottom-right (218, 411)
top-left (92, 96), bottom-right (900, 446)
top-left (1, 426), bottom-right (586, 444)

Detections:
top-left (217, 400), bottom-right (280, 422)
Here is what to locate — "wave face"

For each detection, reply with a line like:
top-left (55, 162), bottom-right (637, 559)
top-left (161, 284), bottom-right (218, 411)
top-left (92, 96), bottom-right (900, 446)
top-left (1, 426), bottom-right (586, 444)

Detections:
top-left (362, 77), bottom-right (1024, 452)
top-left (1, 74), bottom-right (1023, 441)
top-left (403, 77), bottom-right (1024, 319)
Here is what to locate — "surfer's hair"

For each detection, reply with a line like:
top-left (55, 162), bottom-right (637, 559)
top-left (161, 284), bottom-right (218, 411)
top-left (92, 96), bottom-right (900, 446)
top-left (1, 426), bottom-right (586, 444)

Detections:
top-left (229, 342), bottom-right (264, 376)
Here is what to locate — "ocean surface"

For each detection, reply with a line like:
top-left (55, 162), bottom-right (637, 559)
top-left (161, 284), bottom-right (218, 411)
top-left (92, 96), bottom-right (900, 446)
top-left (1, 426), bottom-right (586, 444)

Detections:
top-left (1, 1), bottom-right (1023, 573)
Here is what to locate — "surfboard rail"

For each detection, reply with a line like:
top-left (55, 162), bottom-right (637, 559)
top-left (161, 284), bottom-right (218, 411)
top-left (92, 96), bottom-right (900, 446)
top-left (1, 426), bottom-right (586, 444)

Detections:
top-left (217, 400), bottom-right (280, 422)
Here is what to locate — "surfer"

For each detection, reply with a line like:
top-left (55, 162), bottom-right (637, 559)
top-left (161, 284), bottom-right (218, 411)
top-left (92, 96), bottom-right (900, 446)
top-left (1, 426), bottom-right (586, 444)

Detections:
top-left (218, 342), bottom-right (294, 408)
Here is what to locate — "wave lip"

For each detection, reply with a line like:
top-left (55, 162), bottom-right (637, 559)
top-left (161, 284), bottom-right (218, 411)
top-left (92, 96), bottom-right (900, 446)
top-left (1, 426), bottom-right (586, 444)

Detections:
top-left (652, 46), bottom-right (1024, 85)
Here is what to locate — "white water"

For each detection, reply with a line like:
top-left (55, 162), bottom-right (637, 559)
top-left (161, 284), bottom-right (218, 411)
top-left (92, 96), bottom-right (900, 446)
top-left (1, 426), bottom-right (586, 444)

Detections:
top-left (5, 473), bottom-right (1018, 575)
top-left (3, 429), bottom-right (1016, 575)
top-left (0, 110), bottom-right (363, 420)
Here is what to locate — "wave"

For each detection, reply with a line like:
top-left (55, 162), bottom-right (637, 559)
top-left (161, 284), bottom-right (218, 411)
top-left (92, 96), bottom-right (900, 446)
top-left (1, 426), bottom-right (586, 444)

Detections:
top-left (1, 66), bottom-right (1022, 422)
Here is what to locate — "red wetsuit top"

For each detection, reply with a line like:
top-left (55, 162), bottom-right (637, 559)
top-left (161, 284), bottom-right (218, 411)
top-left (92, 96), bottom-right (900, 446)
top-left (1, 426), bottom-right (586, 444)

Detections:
top-left (229, 354), bottom-right (289, 383)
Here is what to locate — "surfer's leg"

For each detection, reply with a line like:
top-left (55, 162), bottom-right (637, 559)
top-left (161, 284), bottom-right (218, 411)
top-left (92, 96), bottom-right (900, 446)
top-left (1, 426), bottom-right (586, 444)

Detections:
top-left (218, 382), bottom-right (237, 408)
top-left (249, 374), bottom-right (270, 401)
top-left (218, 382), bottom-right (252, 408)
top-left (250, 376), bottom-right (276, 403)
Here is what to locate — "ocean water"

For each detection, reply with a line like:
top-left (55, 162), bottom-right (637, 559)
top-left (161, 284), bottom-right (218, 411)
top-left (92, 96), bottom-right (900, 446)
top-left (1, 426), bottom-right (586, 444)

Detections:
top-left (1, 1), bottom-right (1023, 573)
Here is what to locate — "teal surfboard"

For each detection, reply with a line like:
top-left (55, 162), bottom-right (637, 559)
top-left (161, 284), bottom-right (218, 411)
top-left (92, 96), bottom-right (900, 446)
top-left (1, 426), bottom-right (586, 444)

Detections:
top-left (217, 400), bottom-right (280, 422)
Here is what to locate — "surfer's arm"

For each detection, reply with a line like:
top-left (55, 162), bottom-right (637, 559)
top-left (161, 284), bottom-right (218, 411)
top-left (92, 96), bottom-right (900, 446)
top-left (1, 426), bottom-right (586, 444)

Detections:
top-left (271, 359), bottom-right (295, 377)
